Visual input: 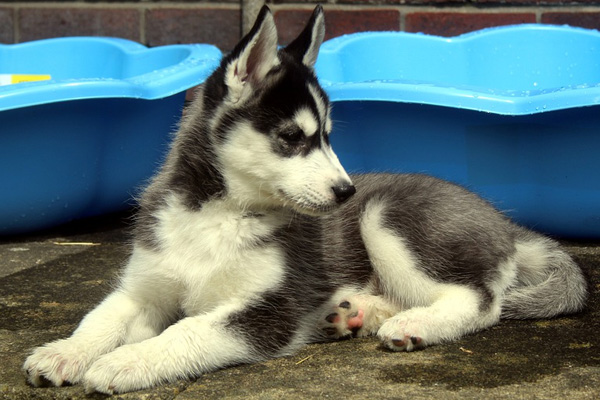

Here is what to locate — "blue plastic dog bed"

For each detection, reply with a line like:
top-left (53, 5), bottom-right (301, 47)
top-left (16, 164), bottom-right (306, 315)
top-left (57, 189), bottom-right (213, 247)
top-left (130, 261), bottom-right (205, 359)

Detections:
top-left (0, 37), bottom-right (221, 235)
top-left (315, 24), bottom-right (600, 238)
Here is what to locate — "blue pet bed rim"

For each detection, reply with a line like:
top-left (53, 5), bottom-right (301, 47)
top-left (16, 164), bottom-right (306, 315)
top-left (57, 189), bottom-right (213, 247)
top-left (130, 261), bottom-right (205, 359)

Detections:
top-left (0, 36), bottom-right (222, 112)
top-left (317, 24), bottom-right (600, 116)
top-left (320, 23), bottom-right (600, 50)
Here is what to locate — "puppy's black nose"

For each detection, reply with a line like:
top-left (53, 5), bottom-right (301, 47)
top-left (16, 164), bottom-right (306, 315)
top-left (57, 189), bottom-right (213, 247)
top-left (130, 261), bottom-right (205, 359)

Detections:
top-left (332, 183), bottom-right (356, 204)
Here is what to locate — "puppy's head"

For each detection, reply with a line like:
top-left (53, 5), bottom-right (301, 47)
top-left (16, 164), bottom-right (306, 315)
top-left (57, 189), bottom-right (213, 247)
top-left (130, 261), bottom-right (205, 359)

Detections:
top-left (204, 6), bottom-right (355, 215)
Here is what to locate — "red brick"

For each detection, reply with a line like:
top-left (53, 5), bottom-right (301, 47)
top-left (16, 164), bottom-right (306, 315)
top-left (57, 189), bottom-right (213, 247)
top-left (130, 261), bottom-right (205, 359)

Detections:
top-left (273, 0), bottom-right (463, 4)
top-left (474, 0), bottom-right (582, 4)
top-left (274, 0), bottom-right (598, 4)
top-left (156, 0), bottom-right (240, 2)
top-left (273, 9), bottom-right (312, 44)
top-left (146, 8), bottom-right (241, 50)
top-left (333, 0), bottom-right (464, 4)
top-left (542, 12), bottom-right (600, 31)
top-left (0, 8), bottom-right (14, 43)
top-left (271, 0), bottom-right (322, 3)
top-left (18, 8), bottom-right (140, 43)
top-left (324, 9), bottom-right (400, 38)
top-left (275, 9), bottom-right (400, 44)
top-left (405, 12), bottom-right (537, 37)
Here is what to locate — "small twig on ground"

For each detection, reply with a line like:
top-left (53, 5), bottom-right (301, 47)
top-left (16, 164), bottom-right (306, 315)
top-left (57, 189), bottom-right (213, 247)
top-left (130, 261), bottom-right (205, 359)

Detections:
top-left (52, 242), bottom-right (101, 246)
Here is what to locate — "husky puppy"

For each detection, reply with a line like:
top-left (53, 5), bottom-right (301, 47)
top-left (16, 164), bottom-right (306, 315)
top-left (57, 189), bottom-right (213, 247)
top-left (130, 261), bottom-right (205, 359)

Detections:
top-left (24, 5), bottom-right (588, 394)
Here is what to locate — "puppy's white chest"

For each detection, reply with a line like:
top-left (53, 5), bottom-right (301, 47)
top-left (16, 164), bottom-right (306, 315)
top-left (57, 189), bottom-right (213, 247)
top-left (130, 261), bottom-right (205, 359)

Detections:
top-left (156, 199), bottom-right (286, 315)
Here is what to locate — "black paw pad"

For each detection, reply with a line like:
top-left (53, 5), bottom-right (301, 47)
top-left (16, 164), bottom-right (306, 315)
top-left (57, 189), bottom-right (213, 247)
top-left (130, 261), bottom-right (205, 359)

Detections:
top-left (325, 313), bottom-right (338, 323)
top-left (339, 301), bottom-right (351, 309)
top-left (323, 327), bottom-right (338, 336)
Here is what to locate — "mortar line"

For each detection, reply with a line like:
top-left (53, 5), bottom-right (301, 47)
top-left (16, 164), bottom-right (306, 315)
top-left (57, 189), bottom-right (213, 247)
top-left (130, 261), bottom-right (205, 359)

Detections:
top-left (139, 7), bottom-right (145, 45)
top-left (13, 6), bottom-right (19, 43)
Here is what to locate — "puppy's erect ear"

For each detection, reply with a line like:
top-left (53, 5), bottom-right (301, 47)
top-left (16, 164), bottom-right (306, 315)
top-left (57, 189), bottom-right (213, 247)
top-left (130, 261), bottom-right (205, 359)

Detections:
top-left (225, 5), bottom-right (279, 102)
top-left (283, 5), bottom-right (325, 68)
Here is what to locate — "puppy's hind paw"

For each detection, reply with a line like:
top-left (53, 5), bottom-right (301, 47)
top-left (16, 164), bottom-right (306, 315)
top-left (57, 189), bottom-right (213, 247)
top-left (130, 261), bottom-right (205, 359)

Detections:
top-left (320, 300), bottom-right (365, 339)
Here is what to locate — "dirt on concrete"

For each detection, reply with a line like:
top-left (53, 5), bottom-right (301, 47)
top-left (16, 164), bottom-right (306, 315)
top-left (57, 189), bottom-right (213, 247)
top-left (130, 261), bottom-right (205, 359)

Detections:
top-left (1, 212), bottom-right (599, 399)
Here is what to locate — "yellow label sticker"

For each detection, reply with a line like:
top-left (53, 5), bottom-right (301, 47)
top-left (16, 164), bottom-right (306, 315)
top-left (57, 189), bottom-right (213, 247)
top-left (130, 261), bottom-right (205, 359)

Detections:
top-left (0, 74), bottom-right (52, 86)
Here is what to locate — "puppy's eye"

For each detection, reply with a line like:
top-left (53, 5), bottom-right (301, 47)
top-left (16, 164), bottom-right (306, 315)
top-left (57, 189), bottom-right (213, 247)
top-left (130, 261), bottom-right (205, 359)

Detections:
top-left (279, 129), bottom-right (304, 144)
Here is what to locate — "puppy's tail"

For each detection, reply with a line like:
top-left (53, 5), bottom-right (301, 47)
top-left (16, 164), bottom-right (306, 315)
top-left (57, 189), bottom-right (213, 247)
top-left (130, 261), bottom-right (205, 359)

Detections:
top-left (501, 230), bottom-right (588, 319)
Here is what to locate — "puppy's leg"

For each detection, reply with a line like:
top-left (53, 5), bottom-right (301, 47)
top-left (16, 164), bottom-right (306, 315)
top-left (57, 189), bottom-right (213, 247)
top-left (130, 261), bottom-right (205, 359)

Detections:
top-left (359, 200), bottom-right (501, 351)
top-left (24, 250), bottom-right (175, 387)
top-left (82, 303), bottom-right (254, 394)
top-left (24, 290), bottom-right (161, 386)
top-left (377, 285), bottom-right (500, 351)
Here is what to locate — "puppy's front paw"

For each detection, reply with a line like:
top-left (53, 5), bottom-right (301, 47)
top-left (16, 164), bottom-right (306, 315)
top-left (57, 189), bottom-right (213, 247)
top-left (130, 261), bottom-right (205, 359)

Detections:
top-left (23, 339), bottom-right (94, 387)
top-left (83, 344), bottom-right (155, 394)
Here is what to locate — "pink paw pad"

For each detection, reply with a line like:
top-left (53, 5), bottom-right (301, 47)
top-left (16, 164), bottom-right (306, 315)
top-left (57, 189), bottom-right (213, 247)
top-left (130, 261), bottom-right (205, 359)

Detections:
top-left (347, 309), bottom-right (364, 331)
top-left (321, 300), bottom-right (365, 338)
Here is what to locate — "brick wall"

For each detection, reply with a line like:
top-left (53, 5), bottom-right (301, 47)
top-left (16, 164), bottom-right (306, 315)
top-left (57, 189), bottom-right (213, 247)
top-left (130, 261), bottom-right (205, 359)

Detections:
top-left (1, 1), bottom-right (599, 49)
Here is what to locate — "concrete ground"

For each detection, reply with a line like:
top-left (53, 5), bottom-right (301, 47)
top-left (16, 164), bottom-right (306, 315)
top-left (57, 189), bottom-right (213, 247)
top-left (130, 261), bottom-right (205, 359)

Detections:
top-left (1, 211), bottom-right (599, 400)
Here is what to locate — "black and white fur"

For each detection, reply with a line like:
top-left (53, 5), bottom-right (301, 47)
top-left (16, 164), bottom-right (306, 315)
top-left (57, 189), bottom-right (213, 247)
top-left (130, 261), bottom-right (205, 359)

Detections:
top-left (24, 6), bottom-right (588, 394)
